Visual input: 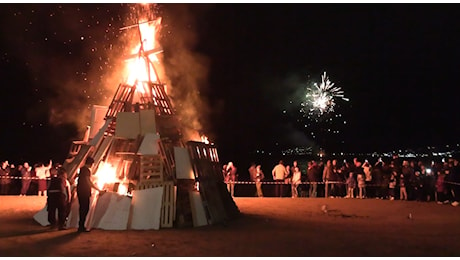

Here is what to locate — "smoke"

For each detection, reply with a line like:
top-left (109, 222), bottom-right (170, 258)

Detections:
top-left (0, 5), bottom-right (133, 138)
top-left (158, 4), bottom-right (212, 142)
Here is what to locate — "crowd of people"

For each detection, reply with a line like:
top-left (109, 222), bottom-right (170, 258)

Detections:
top-left (222, 155), bottom-right (460, 206)
top-left (0, 157), bottom-right (105, 232)
top-left (0, 160), bottom-right (57, 196)
top-left (300, 155), bottom-right (460, 206)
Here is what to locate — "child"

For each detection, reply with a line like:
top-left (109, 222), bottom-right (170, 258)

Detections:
top-left (388, 171), bottom-right (397, 200)
top-left (345, 172), bottom-right (356, 198)
top-left (435, 171), bottom-right (448, 204)
top-left (357, 173), bottom-right (365, 199)
top-left (399, 174), bottom-right (408, 200)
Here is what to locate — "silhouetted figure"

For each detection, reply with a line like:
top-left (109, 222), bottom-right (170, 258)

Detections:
top-left (77, 157), bottom-right (104, 232)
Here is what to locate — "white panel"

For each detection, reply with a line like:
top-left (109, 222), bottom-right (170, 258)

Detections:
top-left (139, 109), bottom-right (157, 135)
top-left (94, 192), bottom-right (131, 230)
top-left (90, 105), bottom-right (109, 139)
top-left (84, 193), bottom-right (103, 230)
top-left (137, 133), bottom-right (160, 155)
top-left (115, 112), bottom-right (140, 139)
top-left (174, 147), bottom-right (195, 179)
top-left (130, 187), bottom-right (163, 230)
top-left (89, 118), bottom-right (112, 147)
top-left (66, 197), bottom-right (80, 228)
top-left (33, 205), bottom-right (50, 226)
top-left (189, 191), bottom-right (208, 227)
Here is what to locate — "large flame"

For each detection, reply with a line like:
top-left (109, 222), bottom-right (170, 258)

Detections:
top-left (94, 161), bottom-right (128, 195)
top-left (95, 161), bottom-right (118, 190)
top-left (125, 18), bottom-right (161, 90)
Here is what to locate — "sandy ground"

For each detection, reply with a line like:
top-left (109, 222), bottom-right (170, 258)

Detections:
top-left (0, 195), bottom-right (459, 257)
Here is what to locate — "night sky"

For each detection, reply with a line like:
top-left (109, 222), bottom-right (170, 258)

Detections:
top-left (1, 3), bottom-right (460, 166)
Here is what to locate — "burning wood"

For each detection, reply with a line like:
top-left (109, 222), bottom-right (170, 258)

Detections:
top-left (52, 6), bottom-right (238, 231)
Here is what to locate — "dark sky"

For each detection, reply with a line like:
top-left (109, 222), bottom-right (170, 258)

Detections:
top-left (1, 3), bottom-right (460, 165)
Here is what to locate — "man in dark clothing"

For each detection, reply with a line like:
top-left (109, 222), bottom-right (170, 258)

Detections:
top-left (20, 162), bottom-right (33, 196)
top-left (77, 157), bottom-right (104, 233)
top-left (0, 161), bottom-right (11, 195)
top-left (47, 167), bottom-right (71, 230)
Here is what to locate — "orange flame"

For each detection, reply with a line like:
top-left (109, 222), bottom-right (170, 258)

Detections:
top-left (94, 161), bottom-right (128, 195)
top-left (125, 18), bottom-right (161, 89)
top-left (95, 161), bottom-right (117, 190)
top-left (201, 135), bottom-right (209, 144)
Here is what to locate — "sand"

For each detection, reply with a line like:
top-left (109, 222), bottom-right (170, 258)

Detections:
top-left (0, 195), bottom-right (459, 257)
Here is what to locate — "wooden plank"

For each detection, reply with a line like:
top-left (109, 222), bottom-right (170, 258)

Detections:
top-left (139, 109), bottom-right (157, 135)
top-left (161, 181), bottom-right (175, 228)
top-left (158, 139), bottom-right (171, 178)
top-left (198, 179), bottom-right (226, 225)
top-left (174, 179), bottom-right (195, 228)
top-left (133, 181), bottom-right (176, 228)
top-left (189, 191), bottom-right (208, 227)
top-left (115, 112), bottom-right (140, 139)
top-left (174, 147), bottom-right (194, 179)
top-left (63, 144), bottom-right (93, 182)
top-left (92, 136), bottom-right (114, 168)
top-left (89, 118), bottom-right (112, 147)
top-left (138, 155), bottom-right (164, 183)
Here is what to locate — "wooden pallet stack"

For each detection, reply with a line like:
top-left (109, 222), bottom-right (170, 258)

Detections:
top-left (186, 141), bottom-right (240, 225)
top-left (59, 19), bottom-right (239, 230)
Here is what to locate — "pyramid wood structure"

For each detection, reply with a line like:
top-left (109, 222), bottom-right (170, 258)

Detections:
top-left (60, 19), bottom-right (239, 229)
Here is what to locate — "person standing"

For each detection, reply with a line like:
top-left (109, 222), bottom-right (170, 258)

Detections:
top-left (346, 172), bottom-right (356, 198)
top-left (307, 160), bottom-right (320, 198)
top-left (77, 157), bottom-right (104, 233)
top-left (47, 167), bottom-right (71, 230)
top-left (399, 174), bottom-right (408, 201)
top-left (272, 160), bottom-right (287, 197)
top-left (0, 161), bottom-right (11, 195)
top-left (249, 163), bottom-right (265, 197)
top-left (362, 160), bottom-right (372, 198)
top-left (388, 171), bottom-right (397, 200)
top-left (323, 160), bottom-right (334, 197)
top-left (20, 162), bottom-right (33, 196)
top-left (224, 162), bottom-right (238, 197)
top-left (291, 161), bottom-right (301, 198)
top-left (357, 173), bottom-right (365, 199)
top-left (35, 160), bottom-right (52, 196)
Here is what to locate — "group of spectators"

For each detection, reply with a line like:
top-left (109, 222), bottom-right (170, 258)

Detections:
top-left (233, 155), bottom-right (460, 206)
top-left (308, 155), bottom-right (460, 206)
top-left (0, 160), bottom-right (55, 196)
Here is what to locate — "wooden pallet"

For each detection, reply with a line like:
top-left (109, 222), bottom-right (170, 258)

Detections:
top-left (105, 83), bottom-right (135, 119)
top-left (134, 180), bottom-right (176, 228)
top-left (175, 179), bottom-right (196, 228)
top-left (139, 155), bottom-right (164, 183)
top-left (185, 141), bottom-right (240, 225)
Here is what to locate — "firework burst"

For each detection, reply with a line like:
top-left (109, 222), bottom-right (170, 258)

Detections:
top-left (301, 72), bottom-right (349, 118)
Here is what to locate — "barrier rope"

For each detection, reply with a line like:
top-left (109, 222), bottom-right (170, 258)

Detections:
top-left (1, 175), bottom-right (459, 186)
top-left (0, 176), bottom-right (51, 180)
top-left (227, 180), bottom-right (460, 186)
